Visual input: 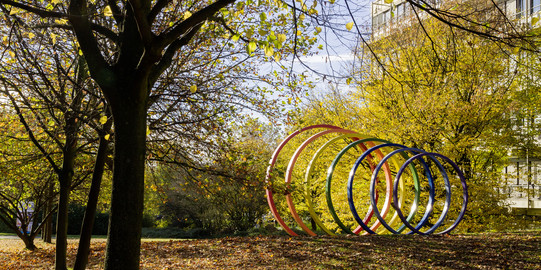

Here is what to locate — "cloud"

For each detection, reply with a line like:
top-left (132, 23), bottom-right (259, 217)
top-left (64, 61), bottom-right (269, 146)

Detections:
top-left (297, 54), bottom-right (356, 64)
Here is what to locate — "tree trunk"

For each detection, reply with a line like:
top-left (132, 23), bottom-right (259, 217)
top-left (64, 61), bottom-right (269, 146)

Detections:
top-left (19, 233), bottom-right (36, 250)
top-left (55, 151), bottom-right (76, 270)
top-left (55, 56), bottom-right (85, 270)
top-left (55, 111), bottom-right (80, 270)
top-left (104, 82), bottom-right (148, 270)
top-left (73, 121), bottom-right (111, 270)
top-left (42, 182), bottom-right (53, 243)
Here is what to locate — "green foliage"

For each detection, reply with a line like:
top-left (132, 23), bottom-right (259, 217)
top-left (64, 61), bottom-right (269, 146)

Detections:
top-left (0, 109), bottom-right (57, 241)
top-left (358, 20), bottom-right (523, 231)
top-left (65, 204), bottom-right (109, 236)
top-left (290, 13), bottom-right (541, 232)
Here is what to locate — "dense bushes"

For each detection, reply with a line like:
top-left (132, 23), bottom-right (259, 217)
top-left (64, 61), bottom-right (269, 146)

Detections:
top-left (51, 204), bottom-right (110, 236)
top-left (0, 220), bottom-right (11, 233)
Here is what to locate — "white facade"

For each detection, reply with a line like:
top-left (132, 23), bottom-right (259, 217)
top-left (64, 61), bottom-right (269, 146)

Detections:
top-left (372, 0), bottom-right (541, 39)
top-left (503, 157), bottom-right (541, 215)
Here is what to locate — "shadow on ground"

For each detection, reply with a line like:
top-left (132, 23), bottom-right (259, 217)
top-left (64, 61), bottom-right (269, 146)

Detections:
top-left (0, 232), bottom-right (539, 269)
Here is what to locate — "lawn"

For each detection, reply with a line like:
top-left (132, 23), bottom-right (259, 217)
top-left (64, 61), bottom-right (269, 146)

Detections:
top-left (0, 232), bottom-right (540, 269)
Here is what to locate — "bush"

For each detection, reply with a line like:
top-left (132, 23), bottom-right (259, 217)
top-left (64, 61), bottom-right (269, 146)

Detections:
top-left (140, 227), bottom-right (213, 238)
top-left (0, 219), bottom-right (11, 233)
top-left (64, 204), bottom-right (110, 235)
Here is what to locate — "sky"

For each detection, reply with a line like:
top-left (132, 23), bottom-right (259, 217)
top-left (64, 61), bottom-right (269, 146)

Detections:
top-left (246, 1), bottom-right (375, 125)
top-left (294, 0), bottom-right (373, 94)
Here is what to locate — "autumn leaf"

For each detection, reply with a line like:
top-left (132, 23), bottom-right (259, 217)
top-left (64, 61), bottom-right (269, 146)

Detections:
top-left (247, 41), bottom-right (257, 55)
top-left (104, 5), bottom-right (113, 17)
top-left (190, 84), bottom-right (197, 93)
top-left (264, 45), bottom-right (274, 57)
top-left (346, 22), bottom-right (354, 31)
top-left (9, 7), bottom-right (22, 15)
top-left (55, 19), bottom-right (68, 25)
top-left (99, 116), bottom-right (108, 125)
top-left (277, 33), bottom-right (286, 43)
top-left (50, 33), bottom-right (57, 45)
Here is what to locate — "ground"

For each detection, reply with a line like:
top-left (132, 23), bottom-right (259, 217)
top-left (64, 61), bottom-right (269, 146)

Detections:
top-left (0, 232), bottom-right (540, 269)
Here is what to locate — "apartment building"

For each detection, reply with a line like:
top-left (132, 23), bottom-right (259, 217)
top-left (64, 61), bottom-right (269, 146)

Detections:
top-left (370, 0), bottom-right (541, 215)
top-left (372, 0), bottom-right (541, 37)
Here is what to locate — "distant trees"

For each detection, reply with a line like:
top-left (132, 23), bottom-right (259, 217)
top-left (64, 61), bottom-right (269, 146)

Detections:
top-left (148, 119), bottom-right (278, 234)
top-left (0, 110), bottom-right (57, 250)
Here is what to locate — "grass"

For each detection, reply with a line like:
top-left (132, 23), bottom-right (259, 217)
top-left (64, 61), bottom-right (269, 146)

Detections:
top-left (0, 231), bottom-right (540, 269)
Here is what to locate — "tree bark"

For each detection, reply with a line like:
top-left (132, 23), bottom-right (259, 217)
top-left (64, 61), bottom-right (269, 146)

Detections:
top-left (55, 56), bottom-right (85, 270)
top-left (18, 232), bottom-right (36, 250)
top-left (42, 182), bottom-right (53, 243)
top-left (55, 174), bottom-right (71, 270)
top-left (73, 118), bottom-right (111, 270)
top-left (104, 81), bottom-right (148, 270)
top-left (55, 113), bottom-right (79, 270)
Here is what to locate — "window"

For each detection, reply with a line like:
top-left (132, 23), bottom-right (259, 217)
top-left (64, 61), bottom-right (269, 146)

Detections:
top-left (517, 0), bottom-right (526, 18)
top-left (383, 10), bottom-right (390, 25)
top-left (532, 0), bottom-right (541, 14)
top-left (373, 13), bottom-right (383, 29)
top-left (396, 4), bottom-right (403, 18)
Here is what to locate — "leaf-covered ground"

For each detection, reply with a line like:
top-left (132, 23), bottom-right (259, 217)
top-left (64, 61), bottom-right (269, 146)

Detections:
top-left (0, 232), bottom-right (540, 269)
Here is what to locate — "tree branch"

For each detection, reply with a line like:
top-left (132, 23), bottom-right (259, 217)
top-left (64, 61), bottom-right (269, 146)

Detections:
top-left (0, 0), bottom-right (65, 18)
top-left (107, 0), bottom-right (124, 25)
top-left (407, 0), bottom-right (535, 48)
top-left (210, 16), bottom-right (249, 42)
top-left (68, 0), bottom-right (115, 89)
top-left (155, 0), bottom-right (234, 49)
top-left (0, 83), bottom-right (62, 174)
top-left (32, 22), bottom-right (119, 43)
top-left (148, 0), bottom-right (171, 24)
top-left (127, 0), bottom-right (153, 47)
top-left (150, 24), bottom-right (201, 84)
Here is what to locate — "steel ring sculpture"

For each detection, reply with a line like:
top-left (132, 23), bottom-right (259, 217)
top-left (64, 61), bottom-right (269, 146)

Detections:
top-left (265, 125), bottom-right (468, 236)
